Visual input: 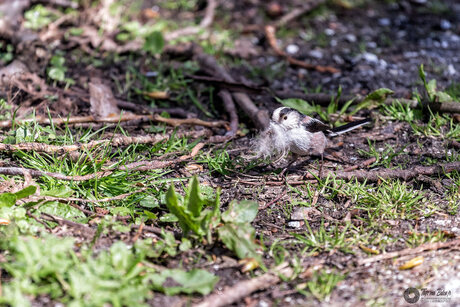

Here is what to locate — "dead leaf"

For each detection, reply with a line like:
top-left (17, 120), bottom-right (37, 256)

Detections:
top-left (89, 78), bottom-right (120, 118)
top-left (399, 256), bottom-right (424, 270)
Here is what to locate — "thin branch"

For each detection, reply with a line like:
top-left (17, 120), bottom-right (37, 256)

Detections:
top-left (218, 89), bottom-right (239, 136)
top-left (358, 238), bottom-right (460, 265)
top-left (194, 263), bottom-right (294, 307)
top-left (265, 25), bottom-right (339, 74)
top-left (0, 114), bottom-right (227, 129)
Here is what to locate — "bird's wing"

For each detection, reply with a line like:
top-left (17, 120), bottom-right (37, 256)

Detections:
top-left (301, 116), bottom-right (331, 132)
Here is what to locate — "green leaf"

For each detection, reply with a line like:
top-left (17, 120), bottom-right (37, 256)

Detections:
top-left (143, 31), bottom-right (164, 55)
top-left (150, 269), bottom-right (218, 296)
top-left (48, 67), bottom-right (65, 81)
top-left (143, 210), bottom-right (157, 220)
top-left (41, 185), bottom-right (74, 197)
top-left (165, 185), bottom-right (202, 236)
top-left (139, 195), bottom-right (159, 209)
top-left (218, 223), bottom-right (260, 260)
top-left (354, 88), bottom-right (394, 113)
top-left (222, 200), bottom-right (258, 224)
top-left (186, 176), bottom-right (203, 217)
top-left (39, 201), bottom-right (85, 219)
top-left (159, 213), bottom-right (178, 222)
top-left (0, 193), bottom-right (17, 207)
top-left (278, 98), bottom-right (321, 116)
top-left (14, 186), bottom-right (37, 200)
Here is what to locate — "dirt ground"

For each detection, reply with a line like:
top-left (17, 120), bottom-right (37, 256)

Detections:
top-left (0, 0), bottom-right (459, 306)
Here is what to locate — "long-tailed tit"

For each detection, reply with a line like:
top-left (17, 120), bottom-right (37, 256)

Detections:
top-left (253, 107), bottom-right (370, 160)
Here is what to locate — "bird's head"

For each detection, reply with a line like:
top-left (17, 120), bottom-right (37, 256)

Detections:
top-left (271, 107), bottom-right (302, 129)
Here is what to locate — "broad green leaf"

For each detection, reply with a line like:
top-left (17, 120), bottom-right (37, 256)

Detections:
top-left (139, 195), bottom-right (159, 209)
top-left (149, 269), bottom-right (218, 296)
top-left (187, 176), bottom-right (203, 217)
top-left (426, 79), bottom-right (437, 99)
top-left (222, 200), bottom-right (258, 224)
top-left (39, 201), bottom-right (85, 219)
top-left (48, 67), bottom-right (65, 81)
top-left (143, 210), bottom-right (157, 220)
top-left (143, 31), bottom-right (164, 55)
top-left (41, 185), bottom-right (74, 197)
top-left (278, 98), bottom-right (321, 116)
top-left (14, 186), bottom-right (37, 200)
top-left (0, 193), bottom-right (17, 207)
top-left (354, 88), bottom-right (394, 113)
top-left (159, 213), bottom-right (178, 222)
top-left (165, 185), bottom-right (202, 236)
top-left (218, 223), bottom-right (260, 261)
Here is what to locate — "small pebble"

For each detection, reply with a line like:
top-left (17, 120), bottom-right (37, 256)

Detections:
top-left (325, 28), bottom-right (335, 36)
top-left (440, 19), bottom-right (452, 30)
top-left (345, 34), bottom-right (357, 43)
top-left (362, 52), bottom-right (378, 63)
top-left (309, 49), bottom-right (323, 59)
top-left (448, 64), bottom-right (456, 75)
top-left (378, 18), bottom-right (391, 26)
top-left (286, 44), bottom-right (299, 55)
top-left (287, 221), bottom-right (303, 228)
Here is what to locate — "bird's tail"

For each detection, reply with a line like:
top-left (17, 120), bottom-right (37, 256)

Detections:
top-left (327, 118), bottom-right (371, 137)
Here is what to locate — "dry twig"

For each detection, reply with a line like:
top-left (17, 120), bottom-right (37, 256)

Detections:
top-left (194, 262), bottom-right (294, 307)
top-left (265, 25), bottom-right (339, 74)
top-left (358, 238), bottom-right (460, 265)
top-left (218, 90), bottom-right (239, 136)
top-left (0, 114), bottom-right (227, 129)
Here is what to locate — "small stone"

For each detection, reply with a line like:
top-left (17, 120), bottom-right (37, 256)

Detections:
top-left (324, 28), bottom-right (335, 36)
top-left (447, 64), bottom-right (456, 75)
top-left (286, 44), bottom-right (299, 55)
top-left (309, 49), bottom-right (323, 59)
top-left (379, 59), bottom-right (388, 69)
top-left (404, 51), bottom-right (418, 58)
top-left (366, 41), bottom-right (377, 49)
top-left (287, 221), bottom-right (303, 228)
top-left (440, 19), bottom-right (452, 30)
top-left (362, 52), bottom-right (378, 63)
top-left (441, 40), bottom-right (449, 48)
top-left (345, 34), bottom-right (357, 42)
top-left (378, 18), bottom-right (391, 26)
top-left (333, 55), bottom-right (344, 65)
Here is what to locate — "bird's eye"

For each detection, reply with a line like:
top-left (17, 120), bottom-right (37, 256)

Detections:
top-left (283, 115), bottom-right (288, 120)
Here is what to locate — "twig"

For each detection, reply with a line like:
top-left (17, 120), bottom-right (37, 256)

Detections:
top-left (218, 90), bottom-right (239, 136)
top-left (342, 157), bottom-right (376, 172)
top-left (27, 211), bottom-right (53, 231)
top-left (259, 189), bottom-right (287, 210)
top-left (0, 114), bottom-right (227, 129)
top-left (195, 51), bottom-right (270, 129)
top-left (274, 0), bottom-right (325, 27)
top-left (305, 162), bottom-right (460, 182)
top-left (39, 212), bottom-right (95, 234)
top-left (265, 25), bottom-right (339, 74)
top-left (165, 0), bottom-right (217, 41)
top-left (194, 262), bottom-right (294, 307)
top-left (0, 134), bottom-right (167, 154)
top-left (358, 238), bottom-right (460, 265)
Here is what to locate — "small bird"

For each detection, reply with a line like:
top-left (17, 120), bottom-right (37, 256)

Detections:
top-left (254, 107), bottom-right (370, 161)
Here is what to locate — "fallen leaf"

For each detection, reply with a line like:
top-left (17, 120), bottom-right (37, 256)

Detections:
top-left (399, 256), bottom-right (424, 270)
